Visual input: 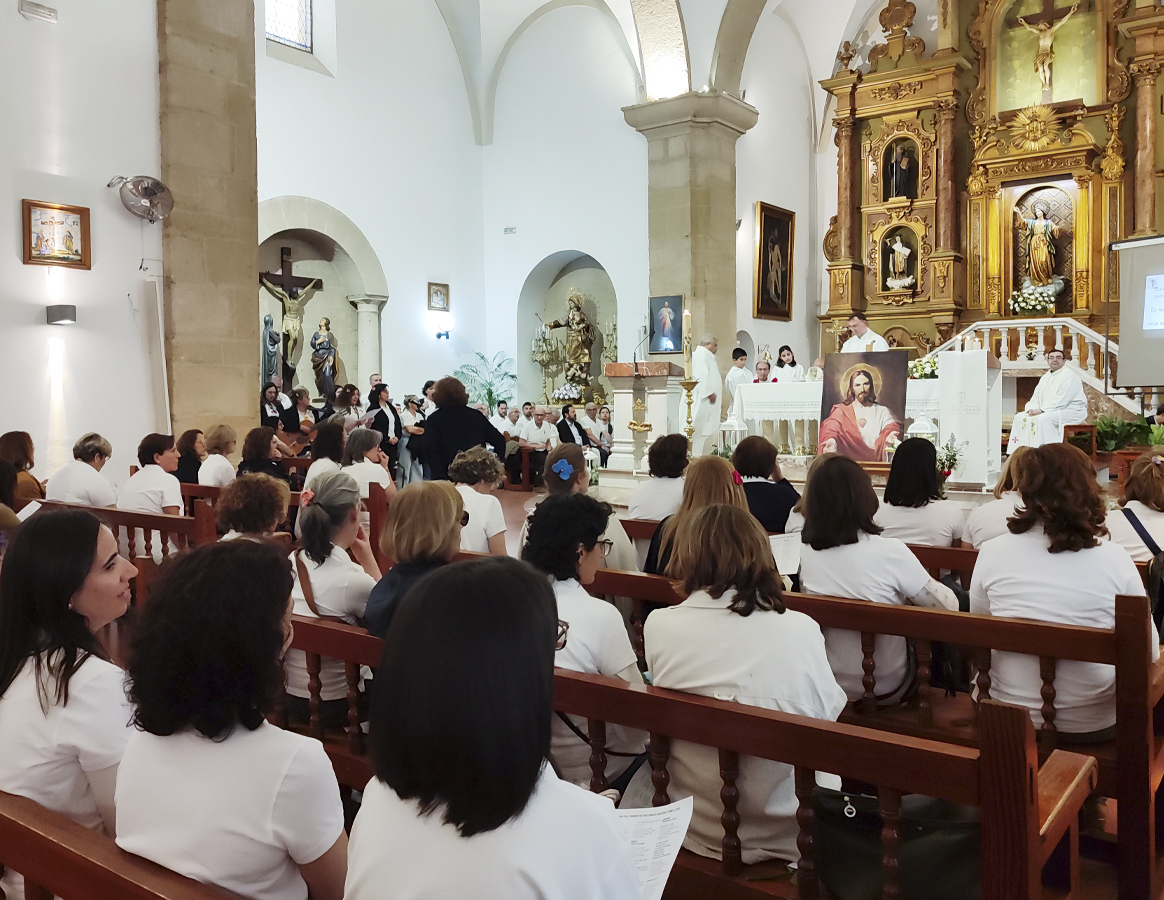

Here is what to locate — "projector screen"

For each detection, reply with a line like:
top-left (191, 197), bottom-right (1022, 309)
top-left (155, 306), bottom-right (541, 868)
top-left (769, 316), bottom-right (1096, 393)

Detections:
top-left (1113, 235), bottom-right (1164, 388)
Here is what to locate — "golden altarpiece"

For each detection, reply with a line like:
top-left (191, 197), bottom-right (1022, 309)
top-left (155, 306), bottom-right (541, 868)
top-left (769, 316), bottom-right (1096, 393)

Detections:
top-left (819, 0), bottom-right (1164, 353)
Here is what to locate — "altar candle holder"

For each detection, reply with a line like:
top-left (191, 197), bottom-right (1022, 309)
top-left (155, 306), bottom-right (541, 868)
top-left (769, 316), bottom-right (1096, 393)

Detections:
top-left (679, 378), bottom-right (699, 453)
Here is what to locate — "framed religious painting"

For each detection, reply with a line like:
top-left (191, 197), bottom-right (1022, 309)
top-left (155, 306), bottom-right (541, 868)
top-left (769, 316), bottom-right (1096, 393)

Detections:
top-left (817, 351), bottom-right (908, 463)
top-left (22, 199), bottom-right (91, 270)
top-left (753, 202), bottom-right (794, 322)
top-left (648, 294), bottom-right (683, 354)
top-left (427, 282), bottom-right (450, 311)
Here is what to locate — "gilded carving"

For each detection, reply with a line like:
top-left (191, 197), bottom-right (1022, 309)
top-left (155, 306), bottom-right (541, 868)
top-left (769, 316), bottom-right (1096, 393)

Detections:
top-left (987, 276), bottom-right (1002, 315)
top-left (1130, 60), bottom-right (1163, 88)
top-left (870, 81), bottom-right (923, 101)
top-left (988, 155), bottom-right (1090, 179)
top-left (935, 260), bottom-right (951, 291)
top-left (1100, 103), bottom-right (1125, 181)
top-left (1075, 270), bottom-right (1090, 307)
top-left (823, 215), bottom-right (841, 262)
top-left (935, 322), bottom-right (956, 344)
top-left (1010, 105), bottom-right (1060, 153)
top-left (836, 41), bottom-right (858, 73)
top-left (879, 0), bottom-right (917, 33)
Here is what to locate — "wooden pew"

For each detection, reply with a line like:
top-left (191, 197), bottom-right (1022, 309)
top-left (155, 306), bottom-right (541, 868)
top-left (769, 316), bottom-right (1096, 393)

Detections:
top-left (179, 483), bottom-right (304, 519)
top-left (0, 791), bottom-right (239, 900)
top-left (280, 613), bottom-right (1097, 900)
top-left (33, 499), bottom-right (216, 561)
top-left (503, 446), bottom-right (534, 492)
top-left (367, 482), bottom-right (391, 573)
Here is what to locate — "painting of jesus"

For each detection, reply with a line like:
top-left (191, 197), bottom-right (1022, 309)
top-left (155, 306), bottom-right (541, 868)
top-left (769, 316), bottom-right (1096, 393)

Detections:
top-left (649, 294), bottom-right (683, 354)
top-left (818, 352), bottom-right (907, 462)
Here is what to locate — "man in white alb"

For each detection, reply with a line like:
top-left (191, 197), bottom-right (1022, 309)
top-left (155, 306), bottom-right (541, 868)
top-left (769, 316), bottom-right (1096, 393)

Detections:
top-left (840, 312), bottom-right (889, 353)
top-left (724, 348), bottom-right (753, 403)
top-left (691, 335), bottom-right (723, 457)
top-left (1008, 348), bottom-right (1088, 449)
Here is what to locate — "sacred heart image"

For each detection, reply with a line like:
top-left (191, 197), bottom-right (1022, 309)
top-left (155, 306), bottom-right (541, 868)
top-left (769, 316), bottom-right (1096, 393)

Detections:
top-left (818, 351), bottom-right (908, 462)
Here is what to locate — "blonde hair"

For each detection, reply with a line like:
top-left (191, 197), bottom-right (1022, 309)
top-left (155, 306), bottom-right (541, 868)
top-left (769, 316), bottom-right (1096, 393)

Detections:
top-left (658, 456), bottom-right (748, 561)
top-left (204, 424), bottom-right (237, 455)
top-left (1123, 449), bottom-right (1164, 513)
top-left (381, 481), bottom-right (463, 564)
top-left (993, 445), bottom-right (1032, 499)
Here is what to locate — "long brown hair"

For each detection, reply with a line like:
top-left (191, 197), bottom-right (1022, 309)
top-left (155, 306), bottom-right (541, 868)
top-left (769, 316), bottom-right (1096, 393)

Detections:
top-left (658, 456), bottom-right (748, 564)
top-left (993, 445), bottom-right (1032, 499)
top-left (1123, 450), bottom-right (1164, 513)
top-left (1008, 443), bottom-right (1107, 553)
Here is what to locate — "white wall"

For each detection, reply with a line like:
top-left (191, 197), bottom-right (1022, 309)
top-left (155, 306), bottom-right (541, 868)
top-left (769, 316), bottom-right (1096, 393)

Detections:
top-left (0, 2), bottom-right (162, 490)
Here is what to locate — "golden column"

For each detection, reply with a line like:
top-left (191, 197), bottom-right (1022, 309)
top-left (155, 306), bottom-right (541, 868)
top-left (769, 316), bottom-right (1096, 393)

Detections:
top-left (1131, 60), bottom-right (1161, 236)
top-left (826, 109), bottom-right (865, 318)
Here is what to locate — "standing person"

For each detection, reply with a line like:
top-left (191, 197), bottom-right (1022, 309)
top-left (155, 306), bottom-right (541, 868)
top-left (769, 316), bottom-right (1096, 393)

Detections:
top-left (420, 380), bottom-right (436, 414)
top-left (236, 427), bottom-right (292, 484)
top-left (0, 432), bottom-right (44, 503)
top-left (360, 374), bottom-right (384, 413)
top-left (260, 383), bottom-right (283, 431)
top-left (732, 436), bottom-right (800, 533)
top-left (396, 395), bottom-right (426, 486)
top-left (422, 377), bottom-right (507, 482)
top-left (1007, 348), bottom-right (1088, 449)
top-left (724, 348), bottom-right (752, 404)
top-left (174, 430), bottom-right (205, 484)
top-left (197, 425), bottom-right (237, 488)
top-left (691, 335), bottom-right (722, 457)
top-left (774, 345), bottom-right (805, 382)
top-left (270, 374), bottom-right (292, 409)
top-left (840, 312), bottom-right (889, 352)
top-left (45, 433), bottom-right (117, 508)
top-left (368, 383), bottom-right (403, 478)
top-left (0, 511), bottom-right (137, 900)
top-left (875, 437), bottom-right (966, 546)
top-left (1107, 451), bottom-right (1164, 562)
top-left (511, 406), bottom-right (558, 488)
top-left (117, 435), bottom-right (183, 562)
top-left (628, 434), bottom-right (687, 521)
top-left (753, 360), bottom-right (773, 383)
top-left (447, 447), bottom-right (507, 556)
top-left (115, 541), bottom-right (348, 900)
top-left (964, 447), bottom-right (1032, 548)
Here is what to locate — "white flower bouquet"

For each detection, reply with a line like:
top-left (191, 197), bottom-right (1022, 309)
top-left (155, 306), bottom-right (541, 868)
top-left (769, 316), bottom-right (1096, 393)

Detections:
top-left (908, 355), bottom-right (939, 379)
top-left (1008, 283), bottom-right (1056, 316)
top-left (550, 382), bottom-right (583, 402)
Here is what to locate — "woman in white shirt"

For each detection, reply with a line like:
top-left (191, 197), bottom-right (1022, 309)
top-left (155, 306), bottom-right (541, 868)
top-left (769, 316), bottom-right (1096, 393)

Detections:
top-left (116, 540), bottom-right (347, 900)
top-left (447, 446), bottom-right (507, 555)
top-left (522, 493), bottom-right (646, 788)
top-left (627, 433), bottom-right (687, 521)
top-left (341, 427), bottom-right (398, 532)
top-left (45, 432), bottom-right (117, 507)
top-left (216, 474), bottom-right (291, 541)
top-left (970, 442), bottom-right (1159, 738)
top-left (799, 456), bottom-right (959, 704)
top-left (345, 557), bottom-right (640, 900)
top-left (644, 503), bottom-right (846, 864)
top-left (197, 423), bottom-right (237, 488)
top-left (117, 434), bottom-right (184, 561)
top-left (0, 510), bottom-right (137, 900)
top-left (774, 345), bottom-right (806, 382)
top-left (875, 437), bottom-right (965, 546)
top-left (783, 451), bottom-right (836, 535)
top-left (285, 471), bottom-right (380, 729)
top-left (397, 395), bottom-right (426, 485)
top-left (1107, 451), bottom-right (1164, 563)
top-left (303, 421), bottom-right (346, 490)
top-left (963, 446), bottom-right (1032, 548)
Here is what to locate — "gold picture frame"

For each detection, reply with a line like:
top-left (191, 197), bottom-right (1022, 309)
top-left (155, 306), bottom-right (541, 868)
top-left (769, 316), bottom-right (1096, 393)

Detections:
top-left (22, 199), bottom-right (91, 270)
top-left (427, 282), bottom-right (450, 312)
top-left (753, 202), bottom-right (794, 322)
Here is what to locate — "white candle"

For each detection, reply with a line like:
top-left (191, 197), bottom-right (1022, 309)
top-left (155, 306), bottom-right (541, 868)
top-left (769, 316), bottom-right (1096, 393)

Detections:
top-left (682, 309), bottom-right (692, 379)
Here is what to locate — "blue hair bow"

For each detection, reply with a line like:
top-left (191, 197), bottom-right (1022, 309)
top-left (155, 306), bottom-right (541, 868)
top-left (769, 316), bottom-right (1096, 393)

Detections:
top-left (551, 459), bottom-right (575, 480)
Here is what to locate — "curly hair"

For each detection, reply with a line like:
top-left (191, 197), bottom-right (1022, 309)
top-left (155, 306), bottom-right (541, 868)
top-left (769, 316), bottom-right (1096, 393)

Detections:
top-left (126, 541), bottom-right (293, 739)
top-left (216, 474), bottom-right (290, 535)
top-left (648, 434), bottom-right (688, 479)
top-left (448, 446), bottom-right (505, 487)
top-left (522, 493), bottom-right (611, 582)
top-left (1008, 443), bottom-right (1108, 553)
top-left (432, 376), bottom-right (469, 408)
top-left (241, 427), bottom-right (276, 463)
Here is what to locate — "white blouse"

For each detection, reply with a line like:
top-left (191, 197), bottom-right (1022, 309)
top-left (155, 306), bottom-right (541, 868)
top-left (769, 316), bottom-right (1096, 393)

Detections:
top-left (44, 460), bottom-right (117, 507)
top-left (1107, 500), bottom-right (1164, 563)
top-left (874, 499), bottom-right (965, 546)
top-left (455, 485), bottom-right (506, 553)
top-left (303, 457), bottom-right (341, 491)
top-left (198, 453), bottom-right (236, 488)
top-left (627, 476), bottom-right (684, 521)
top-left (963, 492), bottom-right (1022, 548)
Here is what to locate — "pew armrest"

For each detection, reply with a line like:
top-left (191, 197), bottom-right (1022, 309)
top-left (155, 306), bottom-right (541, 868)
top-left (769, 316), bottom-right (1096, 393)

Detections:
top-left (1037, 750), bottom-right (1098, 861)
top-left (1149, 652), bottom-right (1164, 707)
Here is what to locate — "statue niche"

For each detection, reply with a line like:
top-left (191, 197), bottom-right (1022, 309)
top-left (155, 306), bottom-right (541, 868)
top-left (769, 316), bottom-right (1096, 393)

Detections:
top-left (883, 138), bottom-right (919, 202)
top-left (882, 227), bottom-right (918, 292)
top-left (1012, 185), bottom-right (1074, 308)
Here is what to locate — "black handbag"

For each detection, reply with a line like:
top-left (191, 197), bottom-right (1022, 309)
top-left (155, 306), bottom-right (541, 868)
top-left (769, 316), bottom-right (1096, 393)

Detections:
top-left (813, 788), bottom-right (981, 900)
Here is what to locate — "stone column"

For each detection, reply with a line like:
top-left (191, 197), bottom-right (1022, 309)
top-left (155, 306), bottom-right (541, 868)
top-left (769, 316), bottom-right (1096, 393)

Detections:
top-left (1131, 60), bottom-right (1161, 236)
top-left (349, 296), bottom-right (388, 390)
top-left (623, 91), bottom-right (759, 385)
top-left (157, 0), bottom-right (258, 445)
top-left (935, 98), bottom-right (959, 252)
top-left (825, 111), bottom-right (865, 317)
top-left (835, 114), bottom-right (857, 261)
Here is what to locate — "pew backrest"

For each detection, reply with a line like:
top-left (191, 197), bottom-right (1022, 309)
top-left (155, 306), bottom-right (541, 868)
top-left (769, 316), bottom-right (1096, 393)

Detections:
top-left (33, 500), bottom-right (216, 560)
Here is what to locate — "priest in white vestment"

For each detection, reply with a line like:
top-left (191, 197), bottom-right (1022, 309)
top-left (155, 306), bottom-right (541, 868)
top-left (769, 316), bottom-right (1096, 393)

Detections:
top-left (1008, 348), bottom-right (1088, 450)
top-left (840, 312), bottom-right (889, 353)
top-left (691, 336), bottom-right (722, 457)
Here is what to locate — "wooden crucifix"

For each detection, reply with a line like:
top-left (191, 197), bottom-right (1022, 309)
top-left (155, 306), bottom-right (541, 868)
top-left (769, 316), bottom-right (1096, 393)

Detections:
top-left (1005, 0), bottom-right (1082, 102)
top-left (259, 246), bottom-right (322, 381)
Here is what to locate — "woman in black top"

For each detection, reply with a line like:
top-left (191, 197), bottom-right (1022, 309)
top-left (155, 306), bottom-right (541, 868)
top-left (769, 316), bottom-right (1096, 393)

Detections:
top-left (732, 436), bottom-right (799, 533)
top-left (420, 377), bottom-right (506, 481)
top-left (259, 383), bottom-right (283, 430)
top-left (368, 383), bottom-right (404, 473)
top-left (235, 427), bottom-right (292, 483)
top-left (174, 429), bottom-right (204, 484)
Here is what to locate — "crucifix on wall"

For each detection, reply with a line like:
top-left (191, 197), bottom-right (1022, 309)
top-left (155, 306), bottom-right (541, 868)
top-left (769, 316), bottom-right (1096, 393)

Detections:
top-left (259, 246), bottom-right (323, 385)
top-left (1006, 0), bottom-right (1081, 102)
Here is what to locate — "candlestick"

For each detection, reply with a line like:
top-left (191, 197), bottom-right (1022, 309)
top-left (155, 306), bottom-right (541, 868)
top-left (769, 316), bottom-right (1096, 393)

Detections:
top-left (679, 378), bottom-right (699, 454)
top-left (682, 309), bottom-right (692, 379)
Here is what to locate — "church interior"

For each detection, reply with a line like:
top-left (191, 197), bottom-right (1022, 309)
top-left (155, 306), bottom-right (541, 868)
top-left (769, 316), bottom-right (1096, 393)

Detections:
top-left (3, 0), bottom-right (1164, 897)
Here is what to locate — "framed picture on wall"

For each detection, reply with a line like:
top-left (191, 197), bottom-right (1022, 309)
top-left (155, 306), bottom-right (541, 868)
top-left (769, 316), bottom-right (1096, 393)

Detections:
top-left (753, 202), bottom-right (794, 322)
top-left (648, 295), bottom-right (683, 353)
top-left (428, 282), bottom-right (449, 311)
top-left (22, 199), bottom-right (91, 270)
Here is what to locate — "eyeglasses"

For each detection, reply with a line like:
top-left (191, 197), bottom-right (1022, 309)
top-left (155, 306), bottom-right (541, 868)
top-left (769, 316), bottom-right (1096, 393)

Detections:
top-left (460, 511), bottom-right (470, 527)
top-left (556, 619), bottom-right (569, 651)
top-left (597, 539), bottom-right (614, 558)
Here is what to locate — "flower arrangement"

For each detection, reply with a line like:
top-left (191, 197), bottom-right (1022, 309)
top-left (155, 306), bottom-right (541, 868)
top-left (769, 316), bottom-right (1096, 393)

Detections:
top-left (1022, 343), bottom-right (1040, 361)
top-left (935, 434), bottom-right (967, 484)
top-left (908, 355), bottom-right (938, 379)
top-left (1008, 283), bottom-right (1056, 316)
top-left (550, 382), bottom-right (583, 403)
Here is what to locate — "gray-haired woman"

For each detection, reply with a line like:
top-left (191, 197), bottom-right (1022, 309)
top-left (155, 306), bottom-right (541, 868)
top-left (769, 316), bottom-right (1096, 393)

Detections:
top-left (341, 427), bottom-right (397, 531)
top-left (285, 470), bottom-right (380, 728)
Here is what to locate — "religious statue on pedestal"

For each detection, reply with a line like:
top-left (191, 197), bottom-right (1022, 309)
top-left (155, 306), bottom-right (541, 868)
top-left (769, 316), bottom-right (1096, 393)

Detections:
top-left (1016, 203), bottom-right (1061, 287)
top-left (261, 314), bottom-right (280, 386)
top-left (885, 235), bottom-right (915, 291)
top-left (310, 317), bottom-right (339, 401)
top-left (545, 290), bottom-right (596, 387)
top-left (1018, 2), bottom-right (1079, 93)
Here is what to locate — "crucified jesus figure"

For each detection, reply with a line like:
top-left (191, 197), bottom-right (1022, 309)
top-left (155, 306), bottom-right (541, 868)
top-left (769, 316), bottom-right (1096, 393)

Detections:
top-left (1018, 3), bottom-right (1078, 92)
top-left (260, 277), bottom-right (322, 365)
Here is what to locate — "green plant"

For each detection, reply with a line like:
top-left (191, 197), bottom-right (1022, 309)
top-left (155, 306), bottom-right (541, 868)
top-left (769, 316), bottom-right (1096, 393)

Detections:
top-left (1094, 416), bottom-right (1151, 452)
top-left (453, 351), bottom-right (516, 414)
top-left (1150, 425), bottom-right (1164, 447)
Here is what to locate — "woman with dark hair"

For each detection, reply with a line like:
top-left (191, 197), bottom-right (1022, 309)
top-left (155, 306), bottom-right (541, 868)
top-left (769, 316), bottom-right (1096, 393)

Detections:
top-left (627, 433), bottom-right (687, 521)
top-left (114, 541), bottom-right (347, 900)
top-left (774, 345), bottom-right (805, 382)
top-left (0, 431), bottom-right (45, 502)
top-left (174, 429), bottom-right (204, 484)
top-left (1107, 450), bottom-right (1164, 562)
top-left (522, 494), bottom-right (646, 788)
top-left (971, 443), bottom-right (1157, 738)
top-left (236, 426), bottom-right (292, 483)
top-left (799, 455), bottom-right (958, 704)
top-left (875, 437), bottom-right (965, 546)
top-left (260, 382), bottom-right (283, 430)
top-left (0, 459), bottom-right (21, 535)
top-left (345, 557), bottom-right (639, 900)
top-left (596, 405), bottom-right (614, 458)
top-left (421, 376), bottom-right (507, 481)
top-left (643, 504), bottom-right (844, 864)
top-left (304, 421), bottom-right (346, 490)
top-left (0, 510), bottom-right (136, 900)
top-left (420, 379), bottom-right (436, 413)
top-left (367, 383), bottom-right (403, 474)
top-left (217, 474), bottom-right (291, 540)
top-left (286, 471), bottom-right (379, 727)
top-left (117, 434), bottom-right (183, 561)
top-left (732, 436), bottom-right (799, 532)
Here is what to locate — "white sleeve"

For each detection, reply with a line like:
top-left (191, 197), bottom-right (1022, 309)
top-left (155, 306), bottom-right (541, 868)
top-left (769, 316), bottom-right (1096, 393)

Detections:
top-left (946, 503), bottom-right (965, 544)
top-left (885, 539), bottom-right (930, 600)
top-left (909, 578), bottom-right (959, 611)
top-left (339, 564), bottom-right (378, 618)
top-left (89, 475), bottom-right (118, 508)
top-left (271, 740), bottom-right (345, 865)
top-left (596, 605), bottom-right (639, 678)
top-left (548, 429), bottom-right (559, 449)
top-left (57, 667), bottom-right (135, 773)
top-left (484, 495), bottom-right (506, 539)
top-left (162, 475), bottom-right (183, 509)
top-left (968, 548), bottom-right (991, 616)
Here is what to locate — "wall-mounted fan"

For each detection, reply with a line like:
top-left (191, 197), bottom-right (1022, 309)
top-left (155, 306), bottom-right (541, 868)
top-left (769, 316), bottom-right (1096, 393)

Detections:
top-left (108, 175), bottom-right (174, 224)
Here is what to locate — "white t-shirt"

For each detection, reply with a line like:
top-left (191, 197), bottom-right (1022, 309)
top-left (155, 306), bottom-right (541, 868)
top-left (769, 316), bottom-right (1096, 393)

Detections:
top-left (285, 547), bottom-right (377, 701)
top-left (489, 414), bottom-right (510, 434)
top-left (303, 457), bottom-right (341, 491)
top-left (345, 765), bottom-right (640, 900)
top-left (116, 464), bottom-right (183, 561)
top-left (116, 723), bottom-right (344, 900)
top-left (519, 420), bottom-right (558, 448)
top-left (724, 365), bottom-right (753, 401)
top-left (577, 414), bottom-right (600, 441)
top-left (344, 459), bottom-right (394, 530)
top-left (45, 460), bottom-right (117, 507)
top-left (874, 499), bottom-right (965, 546)
top-left (800, 533), bottom-right (932, 702)
top-left (197, 453), bottom-right (235, 488)
top-left (970, 527), bottom-right (1158, 732)
top-left (963, 493), bottom-right (1022, 548)
top-left (550, 579), bottom-right (644, 785)
top-left (784, 509), bottom-right (805, 534)
top-left (455, 485), bottom-right (505, 553)
top-left (644, 589), bottom-right (846, 864)
top-left (841, 330), bottom-right (889, 353)
top-left (400, 408), bottom-right (421, 429)
top-left (1107, 500), bottom-right (1164, 563)
top-left (627, 476), bottom-right (684, 521)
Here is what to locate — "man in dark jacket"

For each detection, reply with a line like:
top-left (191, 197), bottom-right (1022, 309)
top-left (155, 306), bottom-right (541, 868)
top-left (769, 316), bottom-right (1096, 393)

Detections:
top-left (556, 404), bottom-right (594, 448)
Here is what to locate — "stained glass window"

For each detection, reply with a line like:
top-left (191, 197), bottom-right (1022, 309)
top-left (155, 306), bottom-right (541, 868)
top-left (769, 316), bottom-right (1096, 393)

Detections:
top-left (266, 0), bottom-right (312, 53)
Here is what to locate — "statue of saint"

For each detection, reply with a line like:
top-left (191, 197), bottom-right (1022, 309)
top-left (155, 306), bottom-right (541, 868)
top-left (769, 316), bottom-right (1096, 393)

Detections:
top-left (261, 314), bottom-right (280, 386)
top-left (1016, 203), bottom-right (1060, 286)
top-left (546, 291), bottom-right (597, 386)
top-left (888, 144), bottom-right (916, 200)
top-left (766, 233), bottom-right (786, 308)
top-left (1018, 3), bottom-right (1079, 92)
top-left (885, 235), bottom-right (915, 290)
top-left (310, 317), bottom-right (339, 401)
top-left (260, 276), bottom-right (322, 367)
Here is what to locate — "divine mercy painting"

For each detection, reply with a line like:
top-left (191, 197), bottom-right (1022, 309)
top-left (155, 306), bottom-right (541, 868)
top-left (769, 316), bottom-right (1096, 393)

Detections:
top-left (649, 295), bottom-right (683, 353)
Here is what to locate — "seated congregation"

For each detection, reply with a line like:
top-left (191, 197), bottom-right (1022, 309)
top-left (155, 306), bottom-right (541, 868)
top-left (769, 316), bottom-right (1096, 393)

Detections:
top-left (0, 406), bottom-right (1162, 899)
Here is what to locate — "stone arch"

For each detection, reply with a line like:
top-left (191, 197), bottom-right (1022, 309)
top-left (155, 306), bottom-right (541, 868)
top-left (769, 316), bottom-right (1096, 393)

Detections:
top-left (628, 0), bottom-right (691, 99)
top-left (708, 0), bottom-right (767, 96)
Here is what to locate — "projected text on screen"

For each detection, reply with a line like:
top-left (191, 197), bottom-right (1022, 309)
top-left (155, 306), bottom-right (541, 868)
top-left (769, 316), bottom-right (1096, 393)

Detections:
top-left (1146, 274), bottom-right (1164, 331)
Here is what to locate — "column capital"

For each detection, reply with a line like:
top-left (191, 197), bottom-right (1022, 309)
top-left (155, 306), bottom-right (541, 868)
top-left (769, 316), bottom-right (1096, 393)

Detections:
top-left (348, 294), bottom-right (388, 313)
top-left (935, 96), bottom-right (960, 119)
top-left (1130, 58), bottom-right (1163, 86)
top-left (623, 91), bottom-right (758, 141)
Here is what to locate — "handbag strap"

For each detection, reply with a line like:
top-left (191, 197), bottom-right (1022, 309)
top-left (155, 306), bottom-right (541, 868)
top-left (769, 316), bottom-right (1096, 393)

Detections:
top-left (1122, 508), bottom-right (1162, 557)
top-left (295, 552), bottom-right (346, 623)
top-left (555, 710), bottom-right (643, 758)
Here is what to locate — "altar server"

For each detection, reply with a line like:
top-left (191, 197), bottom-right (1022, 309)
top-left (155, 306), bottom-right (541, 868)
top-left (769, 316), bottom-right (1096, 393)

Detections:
top-left (840, 312), bottom-right (888, 353)
top-left (724, 348), bottom-right (753, 403)
top-left (1007, 348), bottom-right (1087, 449)
top-left (691, 335), bottom-right (722, 457)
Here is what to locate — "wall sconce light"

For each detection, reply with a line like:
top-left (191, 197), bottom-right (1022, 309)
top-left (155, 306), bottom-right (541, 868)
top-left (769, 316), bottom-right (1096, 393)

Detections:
top-left (429, 310), bottom-right (455, 340)
top-left (47, 304), bottom-right (76, 325)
